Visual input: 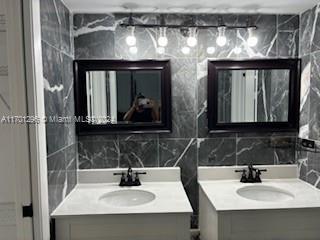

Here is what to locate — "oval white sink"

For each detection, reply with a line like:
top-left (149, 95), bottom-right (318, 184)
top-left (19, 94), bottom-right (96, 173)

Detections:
top-left (99, 190), bottom-right (156, 207)
top-left (237, 185), bottom-right (294, 202)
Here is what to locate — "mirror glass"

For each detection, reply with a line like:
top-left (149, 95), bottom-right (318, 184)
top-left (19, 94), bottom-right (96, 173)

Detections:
top-left (86, 70), bottom-right (162, 125)
top-left (217, 69), bottom-right (290, 123)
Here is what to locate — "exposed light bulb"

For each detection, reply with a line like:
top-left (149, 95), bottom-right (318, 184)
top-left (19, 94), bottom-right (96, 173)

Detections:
top-left (158, 36), bottom-right (168, 47)
top-left (126, 26), bottom-right (136, 46)
top-left (206, 46), bottom-right (216, 55)
top-left (247, 36), bottom-right (258, 47)
top-left (216, 26), bottom-right (227, 47)
top-left (247, 27), bottom-right (258, 47)
top-left (158, 27), bottom-right (168, 47)
top-left (234, 46), bottom-right (242, 55)
top-left (187, 28), bottom-right (197, 47)
top-left (216, 35), bottom-right (227, 47)
top-left (129, 46), bottom-right (138, 54)
top-left (126, 35), bottom-right (136, 46)
top-left (157, 47), bottom-right (165, 54)
top-left (187, 36), bottom-right (197, 47)
top-left (181, 46), bottom-right (191, 55)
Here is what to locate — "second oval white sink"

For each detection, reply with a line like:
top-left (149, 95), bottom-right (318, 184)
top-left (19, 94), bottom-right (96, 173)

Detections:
top-left (99, 190), bottom-right (156, 207)
top-left (237, 185), bottom-right (294, 202)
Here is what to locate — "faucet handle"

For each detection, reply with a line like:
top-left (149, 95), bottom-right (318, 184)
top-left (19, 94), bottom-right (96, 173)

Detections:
top-left (114, 172), bottom-right (126, 186)
top-left (235, 169), bottom-right (247, 183)
top-left (133, 172), bottom-right (146, 186)
top-left (254, 169), bottom-right (267, 183)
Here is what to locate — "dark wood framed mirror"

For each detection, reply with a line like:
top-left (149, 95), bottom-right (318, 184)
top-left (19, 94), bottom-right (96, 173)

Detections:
top-left (74, 60), bottom-right (172, 135)
top-left (207, 59), bottom-right (301, 133)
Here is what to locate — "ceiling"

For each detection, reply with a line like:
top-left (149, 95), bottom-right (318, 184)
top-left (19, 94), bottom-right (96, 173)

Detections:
top-left (63, 0), bottom-right (318, 14)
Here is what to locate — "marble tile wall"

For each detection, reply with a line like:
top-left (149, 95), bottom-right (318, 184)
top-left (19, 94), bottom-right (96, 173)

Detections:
top-left (297, 3), bottom-right (320, 189)
top-left (73, 13), bottom-right (299, 227)
top-left (40, 0), bottom-right (77, 214)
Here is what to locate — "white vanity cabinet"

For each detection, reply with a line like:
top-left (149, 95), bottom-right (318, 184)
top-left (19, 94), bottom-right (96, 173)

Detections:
top-left (199, 166), bottom-right (320, 240)
top-left (199, 186), bottom-right (320, 240)
top-left (55, 213), bottom-right (190, 240)
top-left (52, 168), bottom-right (192, 240)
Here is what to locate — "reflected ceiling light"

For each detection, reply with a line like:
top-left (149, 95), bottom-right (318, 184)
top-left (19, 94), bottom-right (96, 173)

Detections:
top-left (126, 26), bottom-right (136, 46)
top-left (206, 46), bottom-right (216, 55)
top-left (216, 26), bottom-right (227, 47)
top-left (234, 46), bottom-right (242, 55)
top-left (187, 28), bottom-right (197, 47)
top-left (158, 27), bottom-right (168, 47)
top-left (157, 47), bottom-right (165, 54)
top-left (247, 27), bottom-right (258, 47)
top-left (181, 46), bottom-right (191, 55)
top-left (129, 46), bottom-right (138, 54)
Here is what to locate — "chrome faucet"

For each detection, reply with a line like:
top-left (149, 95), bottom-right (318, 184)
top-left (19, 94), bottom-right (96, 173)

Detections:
top-left (113, 166), bottom-right (146, 186)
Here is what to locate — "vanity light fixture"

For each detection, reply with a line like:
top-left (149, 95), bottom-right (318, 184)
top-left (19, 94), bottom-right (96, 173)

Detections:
top-left (158, 27), bottom-right (168, 47)
top-left (187, 28), bottom-right (197, 47)
top-left (126, 26), bottom-right (136, 46)
top-left (216, 26), bottom-right (227, 47)
top-left (247, 27), bottom-right (258, 47)
top-left (181, 46), bottom-right (191, 55)
top-left (207, 46), bottom-right (216, 55)
top-left (121, 14), bottom-right (258, 50)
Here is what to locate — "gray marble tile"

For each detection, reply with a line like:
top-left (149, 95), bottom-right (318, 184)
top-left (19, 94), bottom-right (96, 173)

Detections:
top-left (299, 55), bottom-right (311, 138)
top-left (300, 8), bottom-right (315, 57)
top-left (171, 58), bottom-right (197, 112)
top-left (47, 169), bottom-right (66, 214)
top-left (159, 139), bottom-right (198, 217)
top-left (74, 14), bottom-right (115, 31)
top-left (309, 51), bottom-right (320, 140)
top-left (65, 143), bottom-right (77, 167)
top-left (236, 138), bottom-right (275, 165)
top-left (297, 150), bottom-right (308, 181)
top-left (57, 0), bottom-right (72, 55)
top-left (270, 70), bottom-right (290, 121)
top-left (78, 140), bottom-right (119, 169)
top-left (40, 0), bottom-right (61, 49)
top-left (277, 30), bottom-right (299, 58)
top-left (65, 144), bottom-right (77, 195)
top-left (66, 158), bottom-right (77, 195)
top-left (74, 31), bottom-right (115, 59)
top-left (118, 133), bottom-right (158, 141)
top-left (273, 137), bottom-right (296, 164)
top-left (278, 15), bottom-right (299, 31)
top-left (62, 54), bottom-right (76, 146)
top-left (307, 152), bottom-right (320, 188)
top-left (160, 110), bottom-right (196, 138)
top-left (198, 138), bottom-right (236, 166)
top-left (79, 135), bottom-right (118, 142)
top-left (119, 140), bottom-right (158, 167)
top-left (73, 14), bottom-right (115, 59)
top-left (42, 41), bottom-right (66, 155)
top-left (47, 149), bottom-right (65, 171)
top-left (311, 5), bottom-right (320, 53)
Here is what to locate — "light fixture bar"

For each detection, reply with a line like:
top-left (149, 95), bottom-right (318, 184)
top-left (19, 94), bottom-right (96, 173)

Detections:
top-left (120, 22), bottom-right (257, 30)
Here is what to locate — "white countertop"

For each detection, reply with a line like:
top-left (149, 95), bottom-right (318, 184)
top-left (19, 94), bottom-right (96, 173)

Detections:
top-left (52, 181), bottom-right (193, 218)
top-left (198, 165), bottom-right (320, 212)
top-left (199, 178), bottom-right (320, 212)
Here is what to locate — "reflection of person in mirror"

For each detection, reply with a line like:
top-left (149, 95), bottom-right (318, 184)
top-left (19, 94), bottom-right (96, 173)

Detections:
top-left (123, 94), bottom-right (160, 122)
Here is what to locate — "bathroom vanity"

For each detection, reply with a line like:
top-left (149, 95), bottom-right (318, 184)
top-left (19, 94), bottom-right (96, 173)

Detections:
top-left (199, 165), bottom-right (320, 240)
top-left (52, 167), bottom-right (192, 240)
